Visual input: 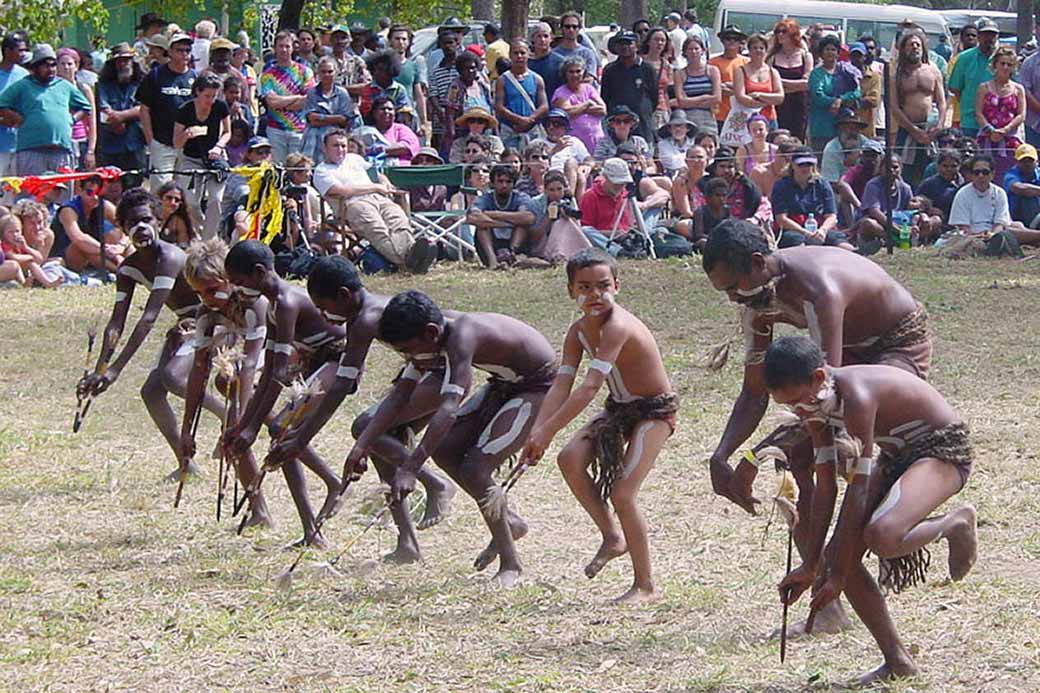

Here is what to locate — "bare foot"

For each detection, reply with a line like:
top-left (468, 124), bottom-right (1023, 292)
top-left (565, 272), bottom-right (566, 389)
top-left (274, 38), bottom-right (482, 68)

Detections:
top-left (383, 544), bottom-right (422, 564)
top-left (945, 505), bottom-right (978, 582)
top-left (164, 461), bottom-right (202, 482)
top-left (772, 599), bottom-right (852, 639)
top-left (417, 483), bottom-right (457, 530)
top-left (612, 585), bottom-right (662, 605)
top-left (492, 567), bottom-right (522, 588)
top-left (284, 533), bottom-right (330, 550)
top-left (842, 659), bottom-right (918, 689)
top-left (317, 486), bottom-right (350, 526)
top-left (241, 508), bottom-right (274, 530)
top-left (473, 514), bottom-right (529, 571)
top-left (584, 537), bottom-right (627, 579)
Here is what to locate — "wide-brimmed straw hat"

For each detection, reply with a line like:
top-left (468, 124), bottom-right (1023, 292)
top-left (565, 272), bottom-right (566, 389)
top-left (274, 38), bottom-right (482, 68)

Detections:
top-left (455, 106), bottom-right (498, 129)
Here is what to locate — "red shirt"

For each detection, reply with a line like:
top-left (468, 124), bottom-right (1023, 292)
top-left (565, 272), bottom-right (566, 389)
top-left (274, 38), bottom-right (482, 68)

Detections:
top-left (579, 177), bottom-right (633, 232)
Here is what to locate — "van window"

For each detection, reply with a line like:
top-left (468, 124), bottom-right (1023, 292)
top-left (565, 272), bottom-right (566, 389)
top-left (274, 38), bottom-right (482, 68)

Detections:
top-left (725, 11), bottom-right (845, 37)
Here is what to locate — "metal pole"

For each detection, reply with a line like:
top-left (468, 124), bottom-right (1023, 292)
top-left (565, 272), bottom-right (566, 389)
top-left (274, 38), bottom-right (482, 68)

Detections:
top-left (884, 59), bottom-right (894, 255)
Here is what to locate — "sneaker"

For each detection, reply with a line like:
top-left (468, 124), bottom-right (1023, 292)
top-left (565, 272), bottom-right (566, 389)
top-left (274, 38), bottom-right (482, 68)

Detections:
top-left (405, 237), bottom-right (437, 274)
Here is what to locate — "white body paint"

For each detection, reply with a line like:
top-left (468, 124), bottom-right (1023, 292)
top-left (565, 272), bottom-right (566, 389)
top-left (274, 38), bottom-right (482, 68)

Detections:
top-left (870, 478), bottom-right (901, 523)
top-left (478, 398), bottom-right (533, 455)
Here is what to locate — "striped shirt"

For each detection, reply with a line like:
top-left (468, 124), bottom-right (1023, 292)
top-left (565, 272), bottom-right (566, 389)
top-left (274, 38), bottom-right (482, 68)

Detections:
top-left (259, 61), bottom-right (316, 132)
top-left (429, 62), bottom-right (459, 136)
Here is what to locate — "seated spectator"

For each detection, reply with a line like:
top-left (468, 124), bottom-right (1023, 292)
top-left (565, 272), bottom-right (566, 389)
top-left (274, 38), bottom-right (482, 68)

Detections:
top-left (656, 110), bottom-right (697, 177)
top-left (448, 107), bottom-right (504, 163)
top-left (736, 115), bottom-right (777, 179)
top-left (0, 213), bottom-right (62, 287)
top-left (358, 95), bottom-right (420, 165)
top-left (50, 175), bottom-right (128, 272)
top-left (221, 136), bottom-right (273, 239)
top-left (302, 56), bottom-right (355, 164)
top-left (709, 145), bottom-right (773, 229)
top-left (751, 139), bottom-right (799, 198)
top-left (821, 108), bottom-right (872, 183)
top-left (408, 147), bottom-right (449, 213)
top-left (695, 130), bottom-right (718, 163)
top-left (444, 50), bottom-right (494, 152)
top-left (551, 55), bottom-right (605, 153)
top-left (466, 163), bottom-right (535, 268)
top-left (918, 148), bottom-right (965, 224)
top-left (617, 142), bottom-right (671, 230)
top-left (11, 199), bottom-right (54, 260)
top-left (579, 157), bottom-right (639, 250)
top-left (848, 153), bottom-right (913, 255)
top-left (594, 105), bottom-right (653, 165)
top-left (284, 152), bottom-right (322, 244)
top-left (313, 128), bottom-right (436, 273)
top-left (516, 141), bottom-right (549, 197)
top-left (1003, 143), bottom-right (1040, 228)
top-left (450, 157), bottom-right (490, 212)
top-left (770, 146), bottom-right (854, 249)
top-left (494, 40), bottom-right (549, 150)
top-left (156, 181), bottom-right (197, 247)
top-left (673, 145), bottom-right (710, 237)
top-left (539, 108), bottom-right (589, 194)
top-left (225, 119), bottom-right (252, 166)
top-left (948, 152), bottom-right (1040, 247)
top-left (524, 169), bottom-right (592, 263)
top-left (690, 176), bottom-right (731, 249)
top-left (835, 138), bottom-right (883, 226)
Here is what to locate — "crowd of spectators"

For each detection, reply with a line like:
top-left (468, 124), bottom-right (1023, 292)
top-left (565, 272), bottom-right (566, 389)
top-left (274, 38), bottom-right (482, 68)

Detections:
top-left (2, 11), bottom-right (1039, 287)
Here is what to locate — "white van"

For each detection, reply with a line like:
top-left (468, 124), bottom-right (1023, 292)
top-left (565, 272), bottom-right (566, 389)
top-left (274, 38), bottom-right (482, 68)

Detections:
top-left (711, 0), bottom-right (951, 55)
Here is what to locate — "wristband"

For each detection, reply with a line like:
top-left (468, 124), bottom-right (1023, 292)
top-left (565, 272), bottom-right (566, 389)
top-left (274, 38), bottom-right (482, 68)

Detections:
top-left (742, 449), bottom-right (760, 468)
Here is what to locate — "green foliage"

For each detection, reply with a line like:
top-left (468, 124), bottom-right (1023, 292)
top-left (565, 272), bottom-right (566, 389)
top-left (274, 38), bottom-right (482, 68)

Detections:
top-left (386, 0), bottom-right (470, 28)
top-left (1, 0), bottom-right (109, 47)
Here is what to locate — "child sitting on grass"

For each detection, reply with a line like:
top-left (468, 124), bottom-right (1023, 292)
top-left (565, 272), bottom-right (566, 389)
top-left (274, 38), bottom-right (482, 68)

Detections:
top-left (0, 214), bottom-right (63, 287)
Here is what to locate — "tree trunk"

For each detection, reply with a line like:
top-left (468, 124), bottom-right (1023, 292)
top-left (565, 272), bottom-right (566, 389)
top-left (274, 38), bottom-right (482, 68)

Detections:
top-left (619, 0), bottom-right (649, 28)
top-left (1017, 0), bottom-right (1034, 48)
top-left (278, 0), bottom-right (304, 31)
top-left (502, 0), bottom-right (531, 40)
top-left (473, 0), bottom-right (495, 21)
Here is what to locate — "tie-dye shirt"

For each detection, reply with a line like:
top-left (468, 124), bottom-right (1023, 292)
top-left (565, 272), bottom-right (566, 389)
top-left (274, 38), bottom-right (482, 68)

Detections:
top-left (259, 61), bottom-right (316, 133)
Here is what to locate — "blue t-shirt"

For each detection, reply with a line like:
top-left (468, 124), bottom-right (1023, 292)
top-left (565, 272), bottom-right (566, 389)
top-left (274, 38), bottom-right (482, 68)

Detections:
top-left (770, 176), bottom-right (837, 218)
top-left (917, 174), bottom-right (964, 220)
top-left (859, 176), bottom-right (913, 219)
top-left (472, 189), bottom-right (533, 239)
top-left (529, 52), bottom-right (566, 106)
top-left (0, 64), bottom-right (29, 153)
top-left (0, 75), bottom-right (91, 152)
top-left (1002, 164), bottom-right (1040, 224)
top-left (552, 44), bottom-right (599, 76)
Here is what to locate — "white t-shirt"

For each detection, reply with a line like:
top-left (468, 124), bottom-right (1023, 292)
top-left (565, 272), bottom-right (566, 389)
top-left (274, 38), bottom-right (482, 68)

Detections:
top-left (545, 136), bottom-right (590, 172)
top-left (948, 183), bottom-right (1011, 233)
top-left (312, 153), bottom-right (373, 197)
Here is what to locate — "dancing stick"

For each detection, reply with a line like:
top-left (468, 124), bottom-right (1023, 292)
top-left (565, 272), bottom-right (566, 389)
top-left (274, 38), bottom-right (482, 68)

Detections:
top-left (73, 325), bottom-right (98, 433)
top-left (780, 531), bottom-right (793, 663)
top-left (174, 403), bottom-right (203, 509)
top-left (774, 470), bottom-right (800, 663)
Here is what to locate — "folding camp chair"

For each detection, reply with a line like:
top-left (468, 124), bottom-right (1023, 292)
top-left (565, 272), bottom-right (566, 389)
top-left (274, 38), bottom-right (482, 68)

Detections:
top-left (384, 165), bottom-right (478, 261)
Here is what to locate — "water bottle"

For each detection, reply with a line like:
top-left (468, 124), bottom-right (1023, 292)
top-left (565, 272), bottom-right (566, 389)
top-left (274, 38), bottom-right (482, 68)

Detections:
top-left (898, 221), bottom-right (911, 249)
top-left (804, 213), bottom-right (818, 238)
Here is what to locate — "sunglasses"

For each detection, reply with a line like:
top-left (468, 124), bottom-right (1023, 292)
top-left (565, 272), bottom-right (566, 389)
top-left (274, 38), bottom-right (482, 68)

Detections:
top-left (972, 168), bottom-right (992, 175)
top-left (562, 24), bottom-right (580, 29)
top-left (528, 154), bottom-right (550, 160)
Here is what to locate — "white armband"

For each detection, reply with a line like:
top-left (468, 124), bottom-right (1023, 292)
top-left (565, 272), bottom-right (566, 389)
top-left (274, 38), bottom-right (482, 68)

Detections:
top-left (588, 358), bottom-right (613, 375)
top-left (266, 341), bottom-right (293, 355)
top-left (400, 363), bottom-right (421, 381)
top-left (558, 364), bottom-right (577, 376)
top-left (245, 325), bottom-right (266, 341)
top-left (152, 275), bottom-right (176, 291)
top-left (337, 364), bottom-right (360, 379)
top-left (441, 382), bottom-right (466, 397)
top-left (814, 445), bottom-right (837, 466)
top-left (114, 291), bottom-right (128, 303)
top-left (851, 456), bottom-right (874, 477)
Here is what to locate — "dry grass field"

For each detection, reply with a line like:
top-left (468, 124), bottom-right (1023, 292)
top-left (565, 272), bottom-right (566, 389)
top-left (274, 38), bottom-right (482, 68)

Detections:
top-left (1, 251), bottom-right (1038, 692)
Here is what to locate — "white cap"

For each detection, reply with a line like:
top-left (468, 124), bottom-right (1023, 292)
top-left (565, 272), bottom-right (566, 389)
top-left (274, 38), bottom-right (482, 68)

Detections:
top-left (602, 157), bottom-right (633, 184)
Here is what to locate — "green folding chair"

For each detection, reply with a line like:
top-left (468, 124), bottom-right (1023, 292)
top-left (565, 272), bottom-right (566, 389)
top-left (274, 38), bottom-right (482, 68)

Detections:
top-left (384, 165), bottom-right (477, 261)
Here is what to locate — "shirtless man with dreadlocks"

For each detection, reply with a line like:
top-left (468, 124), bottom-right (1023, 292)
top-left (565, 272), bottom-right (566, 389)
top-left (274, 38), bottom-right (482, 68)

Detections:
top-left (768, 336), bottom-right (976, 686)
top-left (890, 28), bottom-right (946, 186)
top-left (700, 218), bottom-right (932, 635)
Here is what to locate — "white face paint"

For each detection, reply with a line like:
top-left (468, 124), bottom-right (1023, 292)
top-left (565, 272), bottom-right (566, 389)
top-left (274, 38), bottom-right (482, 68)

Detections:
top-left (575, 289), bottom-right (616, 316)
top-left (130, 221), bottom-right (157, 249)
top-left (321, 309), bottom-right (349, 325)
top-left (238, 287), bottom-right (262, 297)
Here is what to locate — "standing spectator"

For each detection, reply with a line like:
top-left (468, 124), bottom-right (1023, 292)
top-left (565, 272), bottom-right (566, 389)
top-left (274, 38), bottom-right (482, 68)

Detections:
top-left (603, 31), bottom-right (659, 143)
top-left (296, 29), bottom-right (322, 71)
top-left (259, 31), bottom-right (315, 164)
top-left (946, 24), bottom-right (978, 131)
top-left (349, 22), bottom-right (374, 59)
top-left (143, 34), bottom-right (169, 71)
top-left (137, 32), bottom-right (195, 189)
top-left (949, 18), bottom-right (998, 138)
top-left (890, 29), bottom-right (947, 187)
top-left (770, 146), bottom-right (853, 249)
top-left (554, 12), bottom-right (600, 77)
top-left (56, 48), bottom-right (97, 170)
top-left (768, 19), bottom-right (813, 142)
top-left (528, 23), bottom-right (565, 104)
top-left (133, 13), bottom-right (167, 63)
top-left (683, 9), bottom-right (710, 51)
top-left (388, 25), bottom-right (427, 137)
top-left (710, 25), bottom-right (749, 131)
top-left (0, 34), bottom-right (28, 199)
top-left (0, 44), bottom-right (91, 177)
top-left (231, 44), bottom-right (257, 111)
top-left (484, 23), bottom-right (510, 81)
top-left (847, 43), bottom-right (879, 138)
top-left (192, 19), bottom-right (217, 72)
top-left (173, 73), bottom-right (230, 240)
top-left (1003, 143), bottom-right (1040, 227)
top-left (302, 55), bottom-right (355, 164)
top-left (205, 37), bottom-right (238, 81)
top-left (732, 33), bottom-right (784, 128)
top-left (95, 43), bottom-right (145, 179)
top-left (672, 35), bottom-right (720, 137)
top-left (494, 40), bottom-right (548, 150)
top-left (1017, 33), bottom-right (1040, 149)
top-left (641, 27), bottom-right (674, 133)
top-left (428, 29), bottom-right (461, 152)
top-left (974, 45), bottom-right (1025, 175)
top-left (808, 35), bottom-right (861, 155)
top-left (935, 34), bottom-right (952, 62)
top-left (222, 74), bottom-right (255, 133)
top-left (551, 56), bottom-right (606, 153)
top-left (856, 35), bottom-right (886, 140)
top-left (329, 25), bottom-right (371, 98)
top-left (664, 13), bottom-right (687, 62)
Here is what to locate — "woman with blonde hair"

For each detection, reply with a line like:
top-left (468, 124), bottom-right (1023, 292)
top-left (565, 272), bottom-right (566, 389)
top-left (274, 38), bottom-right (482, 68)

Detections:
top-left (767, 18), bottom-right (812, 141)
top-left (975, 45), bottom-right (1026, 175)
top-left (57, 48), bottom-right (97, 170)
top-left (733, 33), bottom-right (785, 128)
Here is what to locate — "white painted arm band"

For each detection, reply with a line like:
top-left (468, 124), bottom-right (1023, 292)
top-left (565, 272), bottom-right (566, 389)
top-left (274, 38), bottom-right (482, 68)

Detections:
top-left (337, 365), bottom-right (360, 379)
top-left (245, 325), bottom-right (266, 341)
top-left (400, 363), bottom-right (421, 381)
top-left (851, 456), bottom-right (873, 477)
top-left (266, 341), bottom-right (293, 355)
top-left (588, 358), bottom-right (613, 375)
top-left (814, 445), bottom-right (837, 466)
top-left (152, 276), bottom-right (176, 291)
top-left (558, 364), bottom-right (577, 376)
top-left (114, 291), bottom-right (128, 302)
top-left (441, 383), bottom-right (466, 397)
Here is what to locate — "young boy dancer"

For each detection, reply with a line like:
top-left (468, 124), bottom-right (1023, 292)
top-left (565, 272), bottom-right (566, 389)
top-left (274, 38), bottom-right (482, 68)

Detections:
top-left (344, 290), bottom-right (557, 586)
top-left (78, 188), bottom-right (219, 480)
top-left (521, 249), bottom-right (679, 604)
top-left (768, 336), bottom-right (977, 686)
top-left (265, 256), bottom-right (457, 561)
top-left (222, 240), bottom-right (345, 546)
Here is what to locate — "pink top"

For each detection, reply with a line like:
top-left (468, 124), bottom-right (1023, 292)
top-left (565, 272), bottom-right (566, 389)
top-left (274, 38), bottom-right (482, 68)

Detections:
top-left (382, 122), bottom-right (421, 164)
top-left (979, 89), bottom-right (1023, 151)
top-left (551, 82), bottom-right (604, 153)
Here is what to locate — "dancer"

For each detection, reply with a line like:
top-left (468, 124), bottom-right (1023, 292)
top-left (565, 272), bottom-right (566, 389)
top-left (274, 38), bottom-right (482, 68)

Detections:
top-left (521, 249), bottom-right (678, 604)
top-left (769, 336), bottom-right (976, 686)
top-left (265, 256), bottom-right (458, 562)
top-left (343, 290), bottom-right (557, 586)
top-left (701, 218), bottom-right (931, 635)
top-left (222, 240), bottom-right (344, 546)
top-left (78, 188), bottom-right (218, 480)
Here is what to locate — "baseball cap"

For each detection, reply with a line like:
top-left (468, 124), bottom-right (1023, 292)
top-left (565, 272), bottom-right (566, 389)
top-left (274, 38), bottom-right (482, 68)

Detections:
top-left (792, 152), bottom-right (818, 166)
top-left (546, 108), bottom-right (570, 123)
top-left (210, 37), bottom-right (238, 53)
top-left (849, 42), bottom-right (867, 55)
top-left (1015, 143), bottom-right (1038, 160)
top-left (862, 140), bottom-right (885, 155)
top-left (602, 158), bottom-right (634, 184)
top-left (169, 32), bottom-right (193, 46)
top-left (247, 136), bottom-right (271, 151)
top-left (29, 44), bottom-right (57, 66)
top-left (977, 18), bottom-right (999, 34)
top-left (331, 23), bottom-right (351, 35)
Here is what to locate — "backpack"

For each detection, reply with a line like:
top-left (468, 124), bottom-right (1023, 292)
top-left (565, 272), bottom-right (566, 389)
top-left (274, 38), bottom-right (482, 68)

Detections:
top-left (651, 229), bottom-right (694, 258)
